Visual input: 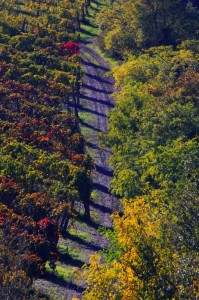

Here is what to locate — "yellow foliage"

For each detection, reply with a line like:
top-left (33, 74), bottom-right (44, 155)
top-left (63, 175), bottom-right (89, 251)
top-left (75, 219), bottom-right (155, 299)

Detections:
top-left (76, 195), bottom-right (186, 299)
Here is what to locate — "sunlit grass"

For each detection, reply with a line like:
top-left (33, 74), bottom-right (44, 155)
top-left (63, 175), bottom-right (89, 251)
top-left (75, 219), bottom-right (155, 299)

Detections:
top-left (55, 265), bottom-right (74, 281)
top-left (90, 43), bottom-right (120, 69)
top-left (79, 0), bottom-right (110, 40)
top-left (68, 228), bottom-right (92, 243)
top-left (57, 244), bottom-right (81, 259)
top-left (79, 0), bottom-right (120, 69)
top-left (45, 261), bottom-right (74, 281)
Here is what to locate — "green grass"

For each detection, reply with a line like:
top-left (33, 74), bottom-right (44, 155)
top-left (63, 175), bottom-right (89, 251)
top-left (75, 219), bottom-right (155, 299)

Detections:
top-left (57, 243), bottom-right (87, 262)
top-left (91, 190), bottom-right (97, 199)
top-left (78, 110), bottom-right (94, 137)
top-left (79, 110), bottom-right (93, 123)
top-left (79, 2), bottom-right (100, 40)
top-left (83, 51), bottom-right (98, 64)
top-left (57, 243), bottom-right (81, 259)
top-left (55, 265), bottom-right (74, 281)
top-left (78, 110), bottom-right (98, 159)
top-left (91, 190), bottom-right (102, 202)
top-left (79, 0), bottom-right (120, 69)
top-left (68, 228), bottom-right (93, 243)
top-left (90, 42), bottom-right (120, 69)
top-left (57, 243), bottom-right (68, 254)
top-left (79, 0), bottom-right (110, 40)
top-left (64, 246), bottom-right (80, 260)
top-left (45, 261), bottom-right (74, 281)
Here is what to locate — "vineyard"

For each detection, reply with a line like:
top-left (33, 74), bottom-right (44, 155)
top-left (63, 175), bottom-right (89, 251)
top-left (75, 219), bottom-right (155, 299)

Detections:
top-left (0, 0), bottom-right (199, 299)
top-left (0, 1), bottom-right (94, 298)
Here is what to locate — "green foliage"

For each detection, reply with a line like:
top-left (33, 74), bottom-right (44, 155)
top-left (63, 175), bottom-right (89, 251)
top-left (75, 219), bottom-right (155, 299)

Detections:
top-left (79, 42), bottom-right (199, 299)
top-left (107, 47), bottom-right (199, 198)
top-left (96, 0), bottom-right (199, 58)
top-left (79, 193), bottom-right (198, 299)
top-left (0, 0), bottom-right (93, 295)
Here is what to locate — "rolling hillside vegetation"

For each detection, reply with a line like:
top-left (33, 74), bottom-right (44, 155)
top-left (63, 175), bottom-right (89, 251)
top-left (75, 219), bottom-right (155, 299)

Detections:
top-left (74, 1), bottom-right (199, 299)
top-left (0, 0), bottom-right (199, 299)
top-left (0, 1), bottom-right (93, 298)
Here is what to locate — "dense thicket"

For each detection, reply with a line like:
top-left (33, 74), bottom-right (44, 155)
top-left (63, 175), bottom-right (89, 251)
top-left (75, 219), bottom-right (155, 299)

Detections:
top-left (0, 1), bottom-right (93, 298)
top-left (76, 1), bottom-right (199, 299)
top-left (96, 0), bottom-right (199, 59)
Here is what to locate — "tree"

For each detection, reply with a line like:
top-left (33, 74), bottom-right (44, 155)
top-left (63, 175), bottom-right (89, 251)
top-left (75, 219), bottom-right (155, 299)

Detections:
top-left (0, 0), bottom-right (93, 290)
top-left (78, 44), bottom-right (199, 300)
top-left (77, 191), bottom-right (198, 299)
top-left (96, 0), bottom-right (199, 58)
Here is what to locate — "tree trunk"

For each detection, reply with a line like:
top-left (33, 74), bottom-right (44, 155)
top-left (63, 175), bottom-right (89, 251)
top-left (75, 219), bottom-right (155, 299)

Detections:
top-left (60, 208), bottom-right (67, 231)
top-left (83, 199), bottom-right (90, 221)
top-left (76, 10), bottom-right (81, 30)
top-left (21, 18), bottom-right (27, 32)
top-left (81, 3), bottom-right (85, 22)
top-left (72, 91), bottom-right (79, 118)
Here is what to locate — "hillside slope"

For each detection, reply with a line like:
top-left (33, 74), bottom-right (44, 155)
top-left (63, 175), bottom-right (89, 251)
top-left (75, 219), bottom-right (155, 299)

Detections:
top-left (34, 39), bottom-right (118, 300)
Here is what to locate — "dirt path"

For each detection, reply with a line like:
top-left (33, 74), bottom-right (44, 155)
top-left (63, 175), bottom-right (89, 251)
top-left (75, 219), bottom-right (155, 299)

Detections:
top-left (34, 40), bottom-right (118, 300)
top-left (80, 41), bottom-right (118, 228)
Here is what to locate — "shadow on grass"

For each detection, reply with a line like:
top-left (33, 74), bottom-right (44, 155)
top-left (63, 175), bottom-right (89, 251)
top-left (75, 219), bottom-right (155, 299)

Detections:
top-left (90, 199), bottom-right (114, 215)
top-left (88, 6), bottom-right (100, 14)
top-left (62, 232), bottom-right (103, 252)
top-left (86, 22), bottom-right (98, 29)
top-left (79, 119), bottom-right (102, 133)
top-left (86, 141), bottom-right (100, 150)
top-left (40, 273), bottom-right (84, 293)
top-left (80, 27), bottom-right (97, 37)
top-left (82, 83), bottom-right (111, 94)
top-left (82, 59), bottom-right (109, 71)
top-left (90, 0), bottom-right (101, 7)
top-left (80, 39), bottom-right (91, 45)
top-left (58, 252), bottom-right (85, 268)
top-left (79, 105), bottom-right (107, 118)
top-left (85, 72), bottom-right (113, 85)
top-left (93, 182), bottom-right (109, 194)
top-left (80, 93), bottom-right (114, 107)
top-left (73, 213), bottom-right (101, 230)
top-left (95, 164), bottom-right (113, 177)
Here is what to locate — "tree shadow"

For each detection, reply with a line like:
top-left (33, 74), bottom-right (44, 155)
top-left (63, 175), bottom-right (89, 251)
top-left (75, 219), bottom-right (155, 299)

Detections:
top-left (86, 141), bottom-right (100, 150)
top-left (82, 59), bottom-right (109, 71)
top-left (93, 182), bottom-right (109, 194)
top-left (62, 232), bottom-right (103, 252)
top-left (85, 73), bottom-right (113, 85)
top-left (90, 199), bottom-right (114, 215)
top-left (40, 273), bottom-right (85, 293)
top-left (80, 39), bottom-right (91, 45)
top-left (86, 22), bottom-right (98, 29)
top-left (95, 164), bottom-right (113, 177)
top-left (74, 214), bottom-right (101, 230)
top-left (80, 28), bottom-right (97, 37)
top-left (82, 83), bottom-right (111, 94)
top-left (79, 119), bottom-right (102, 133)
top-left (87, 6), bottom-right (100, 14)
top-left (79, 105), bottom-right (107, 118)
top-left (91, 0), bottom-right (101, 6)
top-left (80, 93), bottom-right (114, 107)
top-left (58, 252), bottom-right (85, 268)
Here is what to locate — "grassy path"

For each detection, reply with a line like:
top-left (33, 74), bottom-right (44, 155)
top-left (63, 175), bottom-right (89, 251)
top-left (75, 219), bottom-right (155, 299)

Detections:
top-left (34, 2), bottom-right (119, 299)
